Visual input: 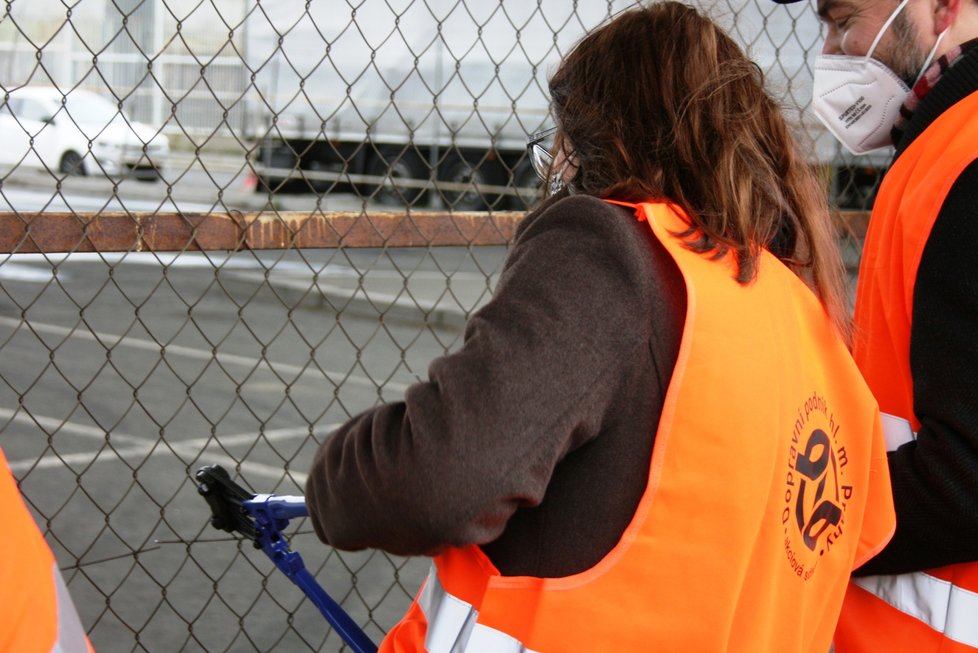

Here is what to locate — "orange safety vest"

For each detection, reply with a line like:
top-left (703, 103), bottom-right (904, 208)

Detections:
top-left (834, 89), bottom-right (978, 653)
top-left (0, 448), bottom-right (95, 653)
top-left (380, 200), bottom-right (895, 652)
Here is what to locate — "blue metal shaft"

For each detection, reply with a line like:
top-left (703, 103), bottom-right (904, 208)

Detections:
top-left (243, 495), bottom-right (378, 653)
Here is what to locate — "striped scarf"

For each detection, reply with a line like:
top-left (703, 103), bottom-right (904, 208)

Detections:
top-left (890, 38), bottom-right (978, 145)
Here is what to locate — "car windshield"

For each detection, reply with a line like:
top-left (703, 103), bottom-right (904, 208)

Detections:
top-left (65, 92), bottom-right (123, 124)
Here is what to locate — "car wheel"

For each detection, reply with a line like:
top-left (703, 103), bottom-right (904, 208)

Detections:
top-left (133, 168), bottom-right (163, 183)
top-left (365, 148), bottom-right (428, 207)
top-left (510, 158), bottom-right (543, 210)
top-left (58, 151), bottom-right (86, 176)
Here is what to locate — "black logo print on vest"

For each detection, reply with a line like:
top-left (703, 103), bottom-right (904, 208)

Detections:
top-left (794, 429), bottom-right (843, 551)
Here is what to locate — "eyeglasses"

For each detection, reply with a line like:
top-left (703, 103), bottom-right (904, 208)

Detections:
top-left (527, 126), bottom-right (557, 181)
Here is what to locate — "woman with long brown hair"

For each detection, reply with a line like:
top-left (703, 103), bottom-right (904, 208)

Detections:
top-left (305, 3), bottom-right (894, 650)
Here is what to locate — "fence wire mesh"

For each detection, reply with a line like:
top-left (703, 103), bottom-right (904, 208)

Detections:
top-left (1, 0), bottom-right (872, 651)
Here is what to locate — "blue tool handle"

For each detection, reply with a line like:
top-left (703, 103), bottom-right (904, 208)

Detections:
top-left (291, 566), bottom-right (379, 653)
top-left (242, 495), bottom-right (378, 653)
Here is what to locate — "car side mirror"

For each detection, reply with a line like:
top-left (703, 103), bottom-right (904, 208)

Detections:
top-left (40, 115), bottom-right (55, 125)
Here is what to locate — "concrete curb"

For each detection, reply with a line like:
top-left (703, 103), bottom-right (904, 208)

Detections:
top-left (0, 165), bottom-right (364, 213)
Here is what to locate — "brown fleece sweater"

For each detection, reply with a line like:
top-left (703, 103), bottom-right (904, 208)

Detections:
top-left (304, 193), bottom-right (686, 578)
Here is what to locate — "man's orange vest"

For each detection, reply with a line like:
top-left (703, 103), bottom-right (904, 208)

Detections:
top-left (0, 448), bottom-right (95, 653)
top-left (834, 90), bottom-right (978, 653)
top-left (379, 200), bottom-right (894, 652)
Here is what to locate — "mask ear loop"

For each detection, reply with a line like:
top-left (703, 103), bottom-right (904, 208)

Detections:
top-left (911, 28), bottom-right (949, 87)
top-left (865, 0), bottom-right (911, 60)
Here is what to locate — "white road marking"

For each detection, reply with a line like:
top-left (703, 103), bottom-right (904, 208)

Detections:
top-left (0, 315), bottom-right (408, 393)
top-left (1, 407), bottom-right (338, 484)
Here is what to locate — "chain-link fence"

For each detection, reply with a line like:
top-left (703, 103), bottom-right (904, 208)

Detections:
top-left (1, 0), bottom-right (872, 651)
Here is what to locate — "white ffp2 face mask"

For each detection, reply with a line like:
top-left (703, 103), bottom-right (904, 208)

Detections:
top-left (812, 54), bottom-right (910, 154)
top-left (812, 0), bottom-right (946, 155)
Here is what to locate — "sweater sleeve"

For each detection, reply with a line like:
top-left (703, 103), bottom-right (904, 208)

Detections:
top-left (304, 195), bottom-right (658, 556)
top-left (856, 159), bottom-right (978, 575)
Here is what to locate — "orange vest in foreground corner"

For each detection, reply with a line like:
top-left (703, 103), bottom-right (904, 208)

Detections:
top-left (0, 448), bottom-right (95, 653)
top-left (834, 89), bottom-right (978, 653)
top-left (380, 201), bottom-right (895, 652)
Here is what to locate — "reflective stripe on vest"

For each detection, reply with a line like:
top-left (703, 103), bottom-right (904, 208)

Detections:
top-left (52, 562), bottom-right (93, 653)
top-left (853, 574), bottom-right (978, 647)
top-left (880, 412), bottom-right (915, 451)
top-left (417, 565), bottom-right (539, 653)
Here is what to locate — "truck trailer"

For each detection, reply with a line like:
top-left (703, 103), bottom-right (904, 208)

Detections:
top-left (243, 0), bottom-right (886, 210)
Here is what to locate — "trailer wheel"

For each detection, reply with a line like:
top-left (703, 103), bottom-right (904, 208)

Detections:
top-left (438, 154), bottom-right (506, 211)
top-left (510, 158), bottom-right (542, 210)
top-left (366, 148), bottom-right (428, 206)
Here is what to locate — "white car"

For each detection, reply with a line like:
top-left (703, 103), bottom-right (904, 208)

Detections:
top-left (0, 86), bottom-right (169, 181)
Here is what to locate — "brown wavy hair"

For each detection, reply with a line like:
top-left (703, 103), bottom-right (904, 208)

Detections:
top-left (549, 1), bottom-right (850, 338)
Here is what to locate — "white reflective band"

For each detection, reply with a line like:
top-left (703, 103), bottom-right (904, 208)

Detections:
top-left (419, 566), bottom-right (479, 652)
top-left (881, 412), bottom-right (916, 451)
top-left (51, 563), bottom-right (90, 653)
top-left (417, 565), bottom-right (539, 653)
top-left (854, 572), bottom-right (978, 646)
